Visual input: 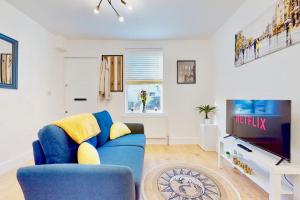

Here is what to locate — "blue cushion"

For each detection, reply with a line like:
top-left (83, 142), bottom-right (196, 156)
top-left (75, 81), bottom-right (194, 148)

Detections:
top-left (97, 146), bottom-right (144, 198)
top-left (85, 136), bottom-right (98, 147)
top-left (93, 111), bottom-right (113, 146)
top-left (38, 125), bottom-right (98, 164)
top-left (38, 125), bottom-right (79, 164)
top-left (102, 134), bottom-right (146, 149)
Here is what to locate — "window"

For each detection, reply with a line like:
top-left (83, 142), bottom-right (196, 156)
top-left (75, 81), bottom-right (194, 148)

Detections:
top-left (125, 49), bottom-right (163, 114)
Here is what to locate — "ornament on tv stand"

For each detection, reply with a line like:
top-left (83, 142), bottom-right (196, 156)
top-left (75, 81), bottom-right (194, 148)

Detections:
top-left (233, 157), bottom-right (253, 175)
top-left (225, 151), bottom-right (231, 158)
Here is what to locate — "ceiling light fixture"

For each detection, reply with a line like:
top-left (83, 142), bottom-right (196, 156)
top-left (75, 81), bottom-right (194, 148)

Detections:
top-left (118, 16), bottom-right (124, 22)
top-left (94, 0), bottom-right (102, 14)
top-left (121, 0), bottom-right (133, 10)
top-left (94, 0), bottom-right (132, 22)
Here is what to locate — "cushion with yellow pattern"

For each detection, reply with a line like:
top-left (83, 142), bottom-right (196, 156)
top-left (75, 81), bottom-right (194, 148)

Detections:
top-left (77, 142), bottom-right (100, 165)
top-left (110, 122), bottom-right (131, 140)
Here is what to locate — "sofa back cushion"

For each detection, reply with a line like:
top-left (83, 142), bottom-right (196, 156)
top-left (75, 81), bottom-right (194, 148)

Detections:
top-left (93, 111), bottom-right (113, 146)
top-left (38, 125), bottom-right (98, 164)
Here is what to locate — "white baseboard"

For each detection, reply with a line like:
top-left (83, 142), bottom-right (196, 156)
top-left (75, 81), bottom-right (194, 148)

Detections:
top-left (146, 137), bottom-right (200, 145)
top-left (169, 137), bottom-right (199, 145)
top-left (0, 150), bottom-right (32, 175)
top-left (147, 138), bottom-right (167, 144)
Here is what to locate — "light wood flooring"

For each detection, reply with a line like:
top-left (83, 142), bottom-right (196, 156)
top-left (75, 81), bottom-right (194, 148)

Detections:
top-left (0, 145), bottom-right (268, 200)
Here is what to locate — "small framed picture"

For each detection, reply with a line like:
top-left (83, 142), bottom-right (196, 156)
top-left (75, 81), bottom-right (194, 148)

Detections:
top-left (177, 60), bottom-right (196, 84)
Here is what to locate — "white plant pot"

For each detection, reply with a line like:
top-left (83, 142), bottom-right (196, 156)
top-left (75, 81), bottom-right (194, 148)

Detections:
top-left (204, 119), bottom-right (212, 124)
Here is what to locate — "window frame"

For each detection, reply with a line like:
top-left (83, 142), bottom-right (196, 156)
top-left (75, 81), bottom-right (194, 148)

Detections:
top-left (124, 48), bottom-right (164, 115)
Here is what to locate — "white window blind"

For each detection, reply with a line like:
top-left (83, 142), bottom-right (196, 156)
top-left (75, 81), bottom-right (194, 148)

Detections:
top-left (126, 49), bottom-right (163, 84)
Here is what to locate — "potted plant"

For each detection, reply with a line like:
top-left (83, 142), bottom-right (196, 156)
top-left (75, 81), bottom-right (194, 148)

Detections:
top-left (195, 105), bottom-right (216, 124)
top-left (139, 90), bottom-right (148, 113)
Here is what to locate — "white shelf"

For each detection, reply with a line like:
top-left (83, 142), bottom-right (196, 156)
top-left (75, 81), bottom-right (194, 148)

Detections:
top-left (221, 154), bottom-right (293, 195)
top-left (219, 137), bottom-right (298, 171)
top-left (218, 136), bottom-right (300, 199)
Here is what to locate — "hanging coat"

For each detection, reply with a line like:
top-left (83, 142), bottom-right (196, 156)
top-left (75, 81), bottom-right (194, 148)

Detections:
top-left (99, 59), bottom-right (111, 100)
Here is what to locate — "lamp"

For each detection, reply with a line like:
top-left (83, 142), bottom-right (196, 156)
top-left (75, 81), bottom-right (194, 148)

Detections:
top-left (94, 0), bottom-right (102, 14)
top-left (121, 0), bottom-right (132, 10)
top-left (94, 0), bottom-right (132, 22)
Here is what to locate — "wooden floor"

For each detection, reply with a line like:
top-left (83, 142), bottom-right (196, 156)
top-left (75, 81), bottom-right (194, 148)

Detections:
top-left (0, 145), bottom-right (268, 200)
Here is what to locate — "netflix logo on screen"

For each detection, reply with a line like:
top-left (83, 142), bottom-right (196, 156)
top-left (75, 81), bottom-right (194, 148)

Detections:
top-left (235, 115), bottom-right (267, 131)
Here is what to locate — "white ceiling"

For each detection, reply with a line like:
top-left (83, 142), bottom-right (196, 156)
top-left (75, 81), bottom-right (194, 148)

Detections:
top-left (5, 0), bottom-right (245, 40)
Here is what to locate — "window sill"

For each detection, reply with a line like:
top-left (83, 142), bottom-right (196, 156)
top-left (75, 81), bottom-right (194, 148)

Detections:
top-left (123, 112), bottom-right (168, 118)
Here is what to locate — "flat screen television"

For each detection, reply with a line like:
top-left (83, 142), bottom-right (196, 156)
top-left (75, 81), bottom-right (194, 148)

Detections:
top-left (226, 100), bottom-right (291, 161)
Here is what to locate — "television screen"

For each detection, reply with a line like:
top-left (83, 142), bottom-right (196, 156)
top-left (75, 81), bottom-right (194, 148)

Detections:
top-left (226, 100), bottom-right (291, 161)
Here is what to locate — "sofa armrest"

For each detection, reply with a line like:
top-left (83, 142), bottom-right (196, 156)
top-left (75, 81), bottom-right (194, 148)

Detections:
top-left (17, 164), bottom-right (135, 200)
top-left (125, 123), bottom-right (144, 134)
top-left (32, 140), bottom-right (46, 165)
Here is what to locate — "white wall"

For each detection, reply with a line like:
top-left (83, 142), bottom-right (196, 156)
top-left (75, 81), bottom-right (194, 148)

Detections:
top-left (212, 0), bottom-right (300, 163)
top-left (0, 0), bottom-right (64, 173)
top-left (0, 40), bottom-right (12, 54)
top-left (65, 40), bottom-right (214, 143)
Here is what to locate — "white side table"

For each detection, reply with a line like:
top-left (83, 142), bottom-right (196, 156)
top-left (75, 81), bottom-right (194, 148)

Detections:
top-left (199, 124), bottom-right (218, 152)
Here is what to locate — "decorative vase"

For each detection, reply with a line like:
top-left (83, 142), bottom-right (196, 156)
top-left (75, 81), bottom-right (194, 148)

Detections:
top-left (142, 103), bottom-right (146, 113)
top-left (204, 118), bottom-right (212, 124)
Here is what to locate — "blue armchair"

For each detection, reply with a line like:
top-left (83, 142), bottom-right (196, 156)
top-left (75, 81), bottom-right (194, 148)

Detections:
top-left (17, 111), bottom-right (145, 200)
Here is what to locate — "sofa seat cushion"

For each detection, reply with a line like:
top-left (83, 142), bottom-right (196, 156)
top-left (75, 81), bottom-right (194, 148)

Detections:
top-left (97, 146), bottom-right (144, 198)
top-left (102, 134), bottom-right (146, 149)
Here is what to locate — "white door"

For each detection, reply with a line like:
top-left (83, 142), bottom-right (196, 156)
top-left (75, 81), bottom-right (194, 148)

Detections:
top-left (64, 58), bottom-right (99, 116)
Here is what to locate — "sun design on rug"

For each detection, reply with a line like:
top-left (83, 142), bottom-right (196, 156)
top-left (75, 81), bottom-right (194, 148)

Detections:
top-left (157, 167), bottom-right (221, 200)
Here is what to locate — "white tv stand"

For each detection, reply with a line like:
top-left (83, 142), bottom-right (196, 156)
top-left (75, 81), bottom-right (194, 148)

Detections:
top-left (218, 136), bottom-right (300, 200)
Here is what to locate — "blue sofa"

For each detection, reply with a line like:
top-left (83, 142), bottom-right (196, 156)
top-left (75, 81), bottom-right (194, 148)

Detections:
top-left (17, 111), bottom-right (145, 200)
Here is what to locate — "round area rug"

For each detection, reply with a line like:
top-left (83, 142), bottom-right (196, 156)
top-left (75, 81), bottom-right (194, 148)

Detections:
top-left (143, 163), bottom-right (240, 200)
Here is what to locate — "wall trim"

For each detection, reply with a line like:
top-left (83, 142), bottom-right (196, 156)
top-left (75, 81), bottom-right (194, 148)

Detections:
top-left (147, 138), bottom-right (167, 144)
top-left (0, 150), bottom-right (32, 175)
top-left (169, 137), bottom-right (199, 145)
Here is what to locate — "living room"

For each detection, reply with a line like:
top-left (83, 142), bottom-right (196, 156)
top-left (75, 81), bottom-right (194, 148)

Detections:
top-left (1, 0), bottom-right (300, 200)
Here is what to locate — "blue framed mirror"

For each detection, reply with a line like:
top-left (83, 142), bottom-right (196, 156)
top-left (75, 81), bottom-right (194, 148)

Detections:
top-left (0, 33), bottom-right (18, 89)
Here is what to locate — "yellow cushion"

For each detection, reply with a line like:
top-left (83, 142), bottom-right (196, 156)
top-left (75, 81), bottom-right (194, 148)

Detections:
top-left (53, 113), bottom-right (100, 144)
top-left (77, 142), bottom-right (100, 165)
top-left (110, 122), bottom-right (131, 140)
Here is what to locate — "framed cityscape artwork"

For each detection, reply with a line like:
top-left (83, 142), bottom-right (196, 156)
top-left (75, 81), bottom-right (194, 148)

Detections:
top-left (177, 60), bottom-right (196, 84)
top-left (235, 0), bottom-right (300, 67)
